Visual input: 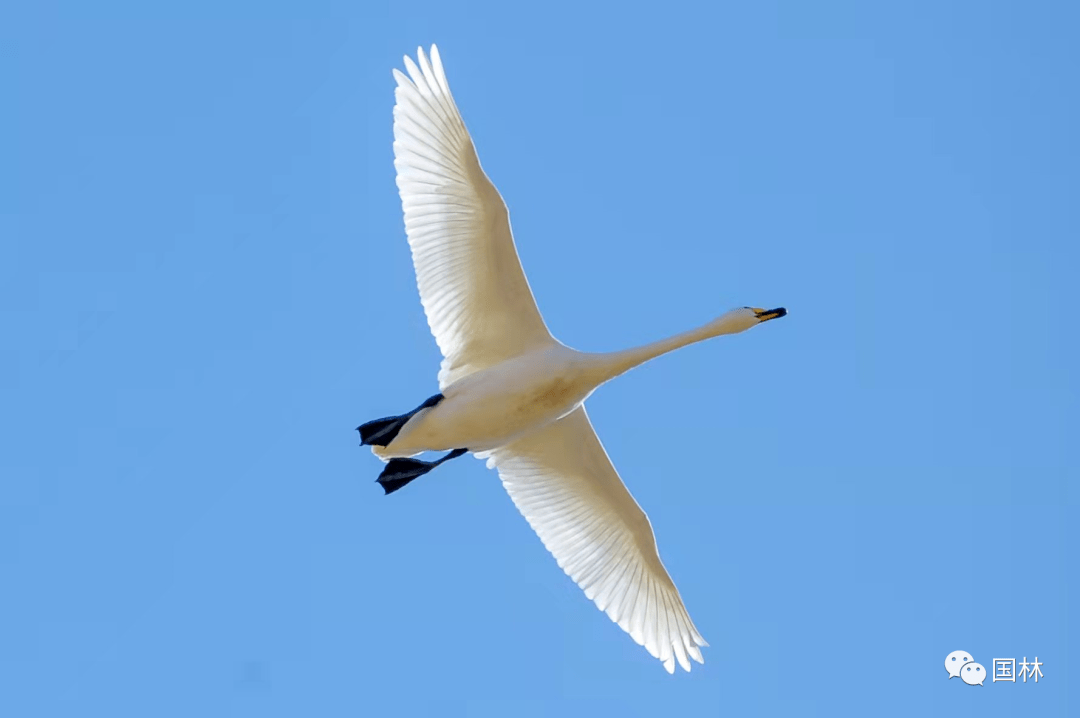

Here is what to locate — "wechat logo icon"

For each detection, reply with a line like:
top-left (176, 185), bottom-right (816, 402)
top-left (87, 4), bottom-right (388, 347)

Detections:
top-left (945, 650), bottom-right (985, 686)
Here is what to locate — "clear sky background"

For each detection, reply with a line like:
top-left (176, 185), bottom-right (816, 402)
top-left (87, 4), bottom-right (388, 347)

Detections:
top-left (2, 1), bottom-right (1076, 716)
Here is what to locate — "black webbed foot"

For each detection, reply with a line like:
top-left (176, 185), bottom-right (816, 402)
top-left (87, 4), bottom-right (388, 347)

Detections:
top-left (377, 457), bottom-right (437, 494)
top-left (357, 393), bottom-right (447, 447)
top-left (377, 448), bottom-right (468, 495)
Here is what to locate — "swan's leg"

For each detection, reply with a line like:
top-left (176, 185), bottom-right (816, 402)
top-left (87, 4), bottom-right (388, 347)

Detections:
top-left (376, 448), bottom-right (467, 494)
top-left (357, 393), bottom-right (444, 447)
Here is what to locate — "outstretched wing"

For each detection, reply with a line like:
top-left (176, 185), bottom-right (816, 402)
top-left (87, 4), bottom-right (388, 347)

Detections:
top-left (486, 406), bottom-right (708, 673)
top-left (392, 46), bottom-right (554, 389)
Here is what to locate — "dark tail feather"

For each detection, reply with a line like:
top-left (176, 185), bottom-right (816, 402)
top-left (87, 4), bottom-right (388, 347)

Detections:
top-left (357, 415), bottom-right (409, 447)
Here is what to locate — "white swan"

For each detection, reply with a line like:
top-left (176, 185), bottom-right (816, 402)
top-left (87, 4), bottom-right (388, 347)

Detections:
top-left (359, 45), bottom-right (787, 673)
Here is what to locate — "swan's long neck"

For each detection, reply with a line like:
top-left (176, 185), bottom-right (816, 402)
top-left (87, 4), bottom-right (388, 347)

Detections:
top-left (590, 315), bottom-right (746, 384)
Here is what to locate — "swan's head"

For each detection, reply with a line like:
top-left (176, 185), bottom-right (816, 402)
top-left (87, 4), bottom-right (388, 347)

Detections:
top-left (713, 306), bottom-right (788, 334)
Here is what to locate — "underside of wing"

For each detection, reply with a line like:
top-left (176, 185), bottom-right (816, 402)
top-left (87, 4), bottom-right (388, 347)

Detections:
top-left (487, 406), bottom-right (708, 672)
top-left (392, 46), bottom-right (554, 389)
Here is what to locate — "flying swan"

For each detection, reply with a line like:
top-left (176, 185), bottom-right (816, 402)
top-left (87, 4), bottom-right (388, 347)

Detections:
top-left (359, 45), bottom-right (787, 673)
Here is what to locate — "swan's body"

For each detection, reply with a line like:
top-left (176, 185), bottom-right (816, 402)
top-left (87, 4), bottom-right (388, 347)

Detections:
top-left (360, 46), bottom-right (787, 674)
top-left (376, 312), bottom-right (769, 459)
top-left (373, 344), bottom-right (597, 457)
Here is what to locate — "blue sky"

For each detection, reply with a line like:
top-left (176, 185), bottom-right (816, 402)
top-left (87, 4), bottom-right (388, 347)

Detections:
top-left (2, 1), bottom-right (1076, 715)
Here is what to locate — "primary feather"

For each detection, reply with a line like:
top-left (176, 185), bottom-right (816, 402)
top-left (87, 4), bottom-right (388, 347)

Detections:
top-left (393, 47), bottom-right (554, 390)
